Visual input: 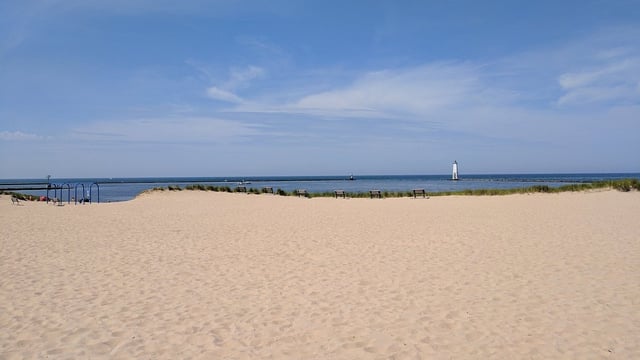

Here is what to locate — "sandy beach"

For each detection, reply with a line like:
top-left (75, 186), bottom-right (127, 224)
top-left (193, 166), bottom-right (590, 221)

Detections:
top-left (1, 190), bottom-right (639, 359)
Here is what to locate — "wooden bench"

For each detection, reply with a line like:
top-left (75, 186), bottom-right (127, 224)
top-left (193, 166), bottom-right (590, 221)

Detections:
top-left (262, 187), bottom-right (274, 194)
top-left (412, 189), bottom-right (427, 198)
top-left (369, 190), bottom-right (382, 199)
top-left (235, 186), bottom-right (247, 193)
top-left (334, 190), bottom-right (346, 199)
top-left (295, 189), bottom-right (308, 197)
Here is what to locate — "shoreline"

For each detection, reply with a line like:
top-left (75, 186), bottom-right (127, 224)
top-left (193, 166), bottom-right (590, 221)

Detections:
top-left (4, 177), bottom-right (639, 204)
top-left (2, 174), bottom-right (638, 203)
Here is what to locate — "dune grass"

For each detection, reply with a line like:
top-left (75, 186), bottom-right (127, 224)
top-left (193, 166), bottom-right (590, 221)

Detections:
top-left (174, 179), bottom-right (639, 198)
top-left (5, 179), bottom-right (638, 201)
top-left (0, 191), bottom-right (39, 201)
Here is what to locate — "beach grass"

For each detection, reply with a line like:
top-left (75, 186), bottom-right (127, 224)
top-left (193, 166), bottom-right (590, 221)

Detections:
top-left (157, 178), bottom-right (640, 198)
top-left (0, 191), bottom-right (39, 201)
top-left (5, 179), bottom-right (639, 201)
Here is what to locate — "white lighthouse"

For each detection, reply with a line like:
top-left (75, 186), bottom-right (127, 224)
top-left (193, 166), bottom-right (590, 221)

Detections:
top-left (452, 160), bottom-right (459, 180)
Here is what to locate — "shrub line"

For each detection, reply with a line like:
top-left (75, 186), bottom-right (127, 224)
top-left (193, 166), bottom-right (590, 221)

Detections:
top-left (5, 179), bottom-right (638, 201)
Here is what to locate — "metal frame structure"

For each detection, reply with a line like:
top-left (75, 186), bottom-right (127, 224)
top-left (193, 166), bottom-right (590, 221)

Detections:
top-left (61, 183), bottom-right (72, 204)
top-left (43, 182), bottom-right (101, 205)
top-left (89, 182), bottom-right (100, 204)
top-left (74, 183), bottom-right (86, 205)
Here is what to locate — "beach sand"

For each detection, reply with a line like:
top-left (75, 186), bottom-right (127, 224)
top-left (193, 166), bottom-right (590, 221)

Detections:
top-left (1, 190), bottom-right (639, 359)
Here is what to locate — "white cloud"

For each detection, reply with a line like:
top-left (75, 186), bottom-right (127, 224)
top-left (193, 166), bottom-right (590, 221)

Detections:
top-left (551, 29), bottom-right (640, 107)
top-left (293, 63), bottom-right (481, 116)
top-left (205, 65), bottom-right (265, 103)
top-left (220, 28), bottom-right (640, 156)
top-left (227, 65), bottom-right (265, 88)
top-left (229, 63), bottom-right (492, 120)
top-left (557, 61), bottom-right (631, 90)
top-left (557, 57), bottom-right (640, 106)
top-left (206, 86), bottom-right (244, 103)
top-left (557, 84), bottom-right (636, 106)
top-left (227, 27), bottom-right (640, 132)
top-left (0, 130), bottom-right (43, 141)
top-left (233, 62), bottom-right (522, 125)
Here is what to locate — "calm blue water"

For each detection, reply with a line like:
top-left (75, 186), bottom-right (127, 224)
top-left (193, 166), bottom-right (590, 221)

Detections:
top-left (2, 173), bottom-right (638, 202)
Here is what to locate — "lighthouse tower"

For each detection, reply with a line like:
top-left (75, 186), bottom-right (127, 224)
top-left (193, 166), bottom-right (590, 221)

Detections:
top-left (452, 161), bottom-right (459, 180)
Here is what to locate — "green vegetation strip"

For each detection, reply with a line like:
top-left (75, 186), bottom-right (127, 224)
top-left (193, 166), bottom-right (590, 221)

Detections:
top-left (153, 179), bottom-right (640, 198)
top-left (4, 179), bottom-right (638, 201)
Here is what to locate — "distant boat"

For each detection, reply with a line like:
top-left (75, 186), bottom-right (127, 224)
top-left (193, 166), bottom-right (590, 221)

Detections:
top-left (349, 174), bottom-right (355, 181)
top-left (238, 179), bottom-right (251, 185)
top-left (452, 161), bottom-right (459, 181)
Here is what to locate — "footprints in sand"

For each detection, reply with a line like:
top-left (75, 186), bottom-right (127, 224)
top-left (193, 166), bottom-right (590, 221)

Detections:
top-left (2, 192), bottom-right (639, 358)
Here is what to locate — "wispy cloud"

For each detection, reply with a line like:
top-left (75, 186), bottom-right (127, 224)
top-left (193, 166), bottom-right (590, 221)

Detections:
top-left (233, 61), bottom-right (527, 128)
top-left (557, 56), bottom-right (640, 106)
top-left (231, 27), bottom-right (640, 126)
top-left (552, 28), bottom-right (640, 109)
top-left (227, 65), bottom-right (265, 88)
top-left (206, 87), bottom-right (244, 103)
top-left (0, 130), bottom-right (44, 141)
top-left (214, 26), bottom-right (640, 161)
top-left (291, 63), bottom-right (483, 117)
top-left (205, 65), bottom-right (265, 103)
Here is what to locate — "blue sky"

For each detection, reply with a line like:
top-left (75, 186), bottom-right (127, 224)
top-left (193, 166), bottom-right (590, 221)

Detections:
top-left (1, 0), bottom-right (639, 178)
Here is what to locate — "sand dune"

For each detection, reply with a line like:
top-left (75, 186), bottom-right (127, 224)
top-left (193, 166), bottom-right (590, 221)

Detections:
top-left (1, 190), bottom-right (639, 359)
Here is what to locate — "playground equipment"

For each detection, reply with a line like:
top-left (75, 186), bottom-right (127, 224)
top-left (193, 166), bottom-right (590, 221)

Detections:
top-left (45, 182), bottom-right (100, 205)
top-left (90, 182), bottom-right (100, 204)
